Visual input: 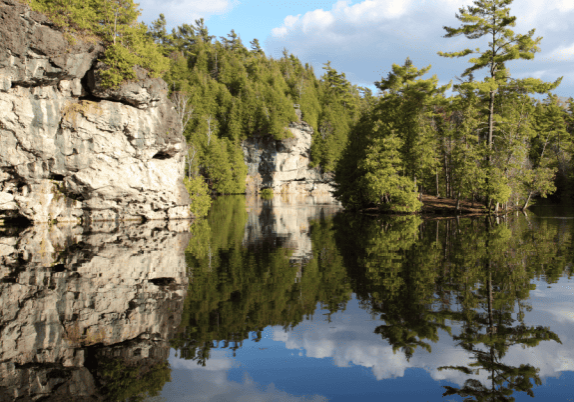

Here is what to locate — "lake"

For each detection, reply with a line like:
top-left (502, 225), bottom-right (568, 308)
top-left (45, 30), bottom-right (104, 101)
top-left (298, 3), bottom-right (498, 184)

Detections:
top-left (0, 195), bottom-right (573, 401)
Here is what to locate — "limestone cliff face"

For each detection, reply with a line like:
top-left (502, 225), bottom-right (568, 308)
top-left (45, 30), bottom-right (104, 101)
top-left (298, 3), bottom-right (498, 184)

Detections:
top-left (0, 0), bottom-right (191, 224)
top-left (242, 119), bottom-right (335, 195)
top-left (0, 221), bottom-right (190, 400)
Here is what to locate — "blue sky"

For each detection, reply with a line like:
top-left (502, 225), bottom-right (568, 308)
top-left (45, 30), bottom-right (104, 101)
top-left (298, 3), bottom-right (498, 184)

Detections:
top-left (138, 0), bottom-right (574, 97)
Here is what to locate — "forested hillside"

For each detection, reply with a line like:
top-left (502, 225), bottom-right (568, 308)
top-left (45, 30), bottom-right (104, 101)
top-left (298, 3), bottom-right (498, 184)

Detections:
top-left (148, 15), bottom-right (369, 195)
top-left (25, 0), bottom-right (574, 214)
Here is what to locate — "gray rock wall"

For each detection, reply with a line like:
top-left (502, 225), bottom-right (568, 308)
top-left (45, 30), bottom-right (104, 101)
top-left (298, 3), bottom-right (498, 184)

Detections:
top-left (0, 221), bottom-right (190, 400)
top-left (242, 120), bottom-right (335, 195)
top-left (0, 0), bottom-right (191, 224)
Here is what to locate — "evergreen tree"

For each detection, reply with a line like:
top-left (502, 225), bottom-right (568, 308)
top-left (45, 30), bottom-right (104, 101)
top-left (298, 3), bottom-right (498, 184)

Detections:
top-left (439, 0), bottom-right (561, 208)
top-left (335, 59), bottom-right (448, 212)
top-left (32, 0), bottom-right (169, 87)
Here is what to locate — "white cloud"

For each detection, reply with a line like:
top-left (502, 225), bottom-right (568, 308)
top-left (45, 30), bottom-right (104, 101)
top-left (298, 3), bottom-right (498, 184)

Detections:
top-left (547, 43), bottom-right (574, 62)
top-left (265, 0), bottom-right (574, 97)
top-left (162, 353), bottom-right (328, 402)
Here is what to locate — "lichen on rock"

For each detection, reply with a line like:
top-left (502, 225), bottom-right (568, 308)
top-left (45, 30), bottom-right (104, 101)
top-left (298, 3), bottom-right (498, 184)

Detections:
top-left (0, 0), bottom-right (191, 224)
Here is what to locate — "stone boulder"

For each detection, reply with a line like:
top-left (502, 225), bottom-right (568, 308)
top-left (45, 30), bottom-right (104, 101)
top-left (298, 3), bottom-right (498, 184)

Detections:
top-left (87, 63), bottom-right (166, 109)
top-left (0, 0), bottom-right (103, 90)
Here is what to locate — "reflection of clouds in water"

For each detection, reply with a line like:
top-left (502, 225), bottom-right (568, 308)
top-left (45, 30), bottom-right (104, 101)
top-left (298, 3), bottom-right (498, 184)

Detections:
top-left (272, 312), bottom-right (476, 385)
top-left (163, 351), bottom-right (328, 402)
top-left (272, 280), bottom-right (574, 386)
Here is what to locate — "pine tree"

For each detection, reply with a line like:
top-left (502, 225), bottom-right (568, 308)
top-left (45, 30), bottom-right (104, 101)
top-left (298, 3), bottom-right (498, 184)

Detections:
top-left (438, 0), bottom-right (560, 207)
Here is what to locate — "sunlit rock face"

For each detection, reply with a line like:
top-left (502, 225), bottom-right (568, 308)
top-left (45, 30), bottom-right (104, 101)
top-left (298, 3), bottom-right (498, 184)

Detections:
top-left (244, 194), bottom-right (341, 262)
top-left (0, 221), bottom-right (190, 400)
top-left (242, 120), bottom-right (335, 195)
top-left (0, 0), bottom-right (190, 224)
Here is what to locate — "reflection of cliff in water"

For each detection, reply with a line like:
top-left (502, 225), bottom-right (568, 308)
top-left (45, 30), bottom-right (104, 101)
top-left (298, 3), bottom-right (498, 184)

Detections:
top-left (174, 195), bottom-right (348, 365)
top-left (0, 221), bottom-right (190, 401)
top-left (243, 193), bottom-right (341, 262)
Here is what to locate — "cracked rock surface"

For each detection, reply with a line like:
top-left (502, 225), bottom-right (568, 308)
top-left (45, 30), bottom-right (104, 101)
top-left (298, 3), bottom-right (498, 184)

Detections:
top-left (0, 0), bottom-right (191, 224)
top-left (0, 221), bottom-right (190, 400)
top-left (242, 120), bottom-right (336, 195)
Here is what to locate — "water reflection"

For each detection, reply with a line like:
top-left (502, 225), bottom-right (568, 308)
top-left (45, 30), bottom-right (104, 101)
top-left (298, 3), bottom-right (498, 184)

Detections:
top-left (0, 221), bottom-right (190, 401)
top-left (173, 195), bottom-right (348, 366)
top-left (174, 198), bottom-right (574, 401)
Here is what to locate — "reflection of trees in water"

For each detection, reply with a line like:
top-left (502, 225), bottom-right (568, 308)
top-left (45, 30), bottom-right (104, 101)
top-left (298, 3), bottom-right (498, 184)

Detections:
top-left (84, 339), bottom-right (172, 402)
top-left (174, 199), bottom-right (573, 400)
top-left (335, 214), bottom-right (570, 400)
top-left (172, 196), bottom-right (351, 365)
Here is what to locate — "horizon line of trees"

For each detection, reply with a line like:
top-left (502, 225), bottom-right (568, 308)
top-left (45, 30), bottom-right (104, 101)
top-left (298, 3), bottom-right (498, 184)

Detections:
top-left (28, 0), bottom-right (574, 215)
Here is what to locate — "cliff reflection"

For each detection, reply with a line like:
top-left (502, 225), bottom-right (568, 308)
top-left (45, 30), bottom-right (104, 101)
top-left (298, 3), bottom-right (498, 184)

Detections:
top-left (0, 221), bottom-right (190, 401)
top-left (177, 196), bottom-right (573, 401)
top-left (173, 195), bottom-right (349, 365)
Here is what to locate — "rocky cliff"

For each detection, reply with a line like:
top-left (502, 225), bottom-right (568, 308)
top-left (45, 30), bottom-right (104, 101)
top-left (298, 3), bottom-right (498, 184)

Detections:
top-left (242, 119), bottom-right (335, 195)
top-left (0, 221), bottom-right (190, 400)
top-left (0, 0), bottom-right (191, 224)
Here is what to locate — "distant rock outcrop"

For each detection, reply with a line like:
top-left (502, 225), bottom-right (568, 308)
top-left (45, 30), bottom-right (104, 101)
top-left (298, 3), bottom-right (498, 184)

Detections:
top-left (0, 0), bottom-right (190, 224)
top-left (242, 119), bottom-right (335, 195)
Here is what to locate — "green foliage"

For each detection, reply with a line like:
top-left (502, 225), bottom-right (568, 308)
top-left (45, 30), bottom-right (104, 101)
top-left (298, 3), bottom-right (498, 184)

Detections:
top-left (30, 0), bottom-right (169, 88)
top-left (153, 21), bottom-right (368, 190)
top-left (98, 358), bottom-right (171, 402)
top-left (184, 176), bottom-right (212, 218)
top-left (359, 134), bottom-right (422, 212)
top-left (438, 0), bottom-right (562, 207)
top-left (260, 188), bottom-right (273, 199)
top-left (335, 58), bottom-right (447, 212)
top-left (310, 62), bottom-right (363, 172)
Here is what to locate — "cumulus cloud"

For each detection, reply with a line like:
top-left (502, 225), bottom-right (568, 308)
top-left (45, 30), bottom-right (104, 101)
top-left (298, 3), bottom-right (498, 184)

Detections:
top-left (265, 0), bottom-right (574, 96)
top-left (163, 351), bottom-right (328, 402)
top-left (271, 280), bottom-right (574, 387)
top-left (138, 0), bottom-right (237, 28)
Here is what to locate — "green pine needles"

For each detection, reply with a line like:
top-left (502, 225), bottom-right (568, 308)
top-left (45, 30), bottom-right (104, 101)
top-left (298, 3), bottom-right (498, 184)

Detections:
top-left (29, 0), bottom-right (169, 88)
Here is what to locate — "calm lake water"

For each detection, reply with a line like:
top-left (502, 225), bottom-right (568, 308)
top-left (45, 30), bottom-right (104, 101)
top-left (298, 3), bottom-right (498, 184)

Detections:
top-left (1, 195), bottom-right (573, 401)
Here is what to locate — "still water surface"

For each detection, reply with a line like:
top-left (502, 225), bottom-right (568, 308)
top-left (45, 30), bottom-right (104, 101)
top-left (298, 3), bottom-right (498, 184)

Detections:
top-left (1, 195), bottom-right (573, 401)
top-left (161, 195), bottom-right (574, 402)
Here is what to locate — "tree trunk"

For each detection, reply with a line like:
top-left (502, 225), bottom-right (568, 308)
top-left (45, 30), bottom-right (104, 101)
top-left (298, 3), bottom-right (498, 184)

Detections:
top-left (443, 154), bottom-right (450, 198)
top-left (455, 191), bottom-right (461, 213)
top-left (436, 172), bottom-right (440, 197)
top-left (523, 191), bottom-right (533, 210)
top-left (485, 90), bottom-right (495, 209)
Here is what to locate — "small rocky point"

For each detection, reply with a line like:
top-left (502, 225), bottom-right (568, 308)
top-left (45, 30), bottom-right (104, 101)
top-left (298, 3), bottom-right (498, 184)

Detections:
top-left (0, 0), bottom-right (191, 224)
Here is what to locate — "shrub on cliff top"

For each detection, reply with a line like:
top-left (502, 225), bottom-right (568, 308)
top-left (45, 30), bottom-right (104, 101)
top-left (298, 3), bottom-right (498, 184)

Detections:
top-left (28, 0), bottom-right (168, 88)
